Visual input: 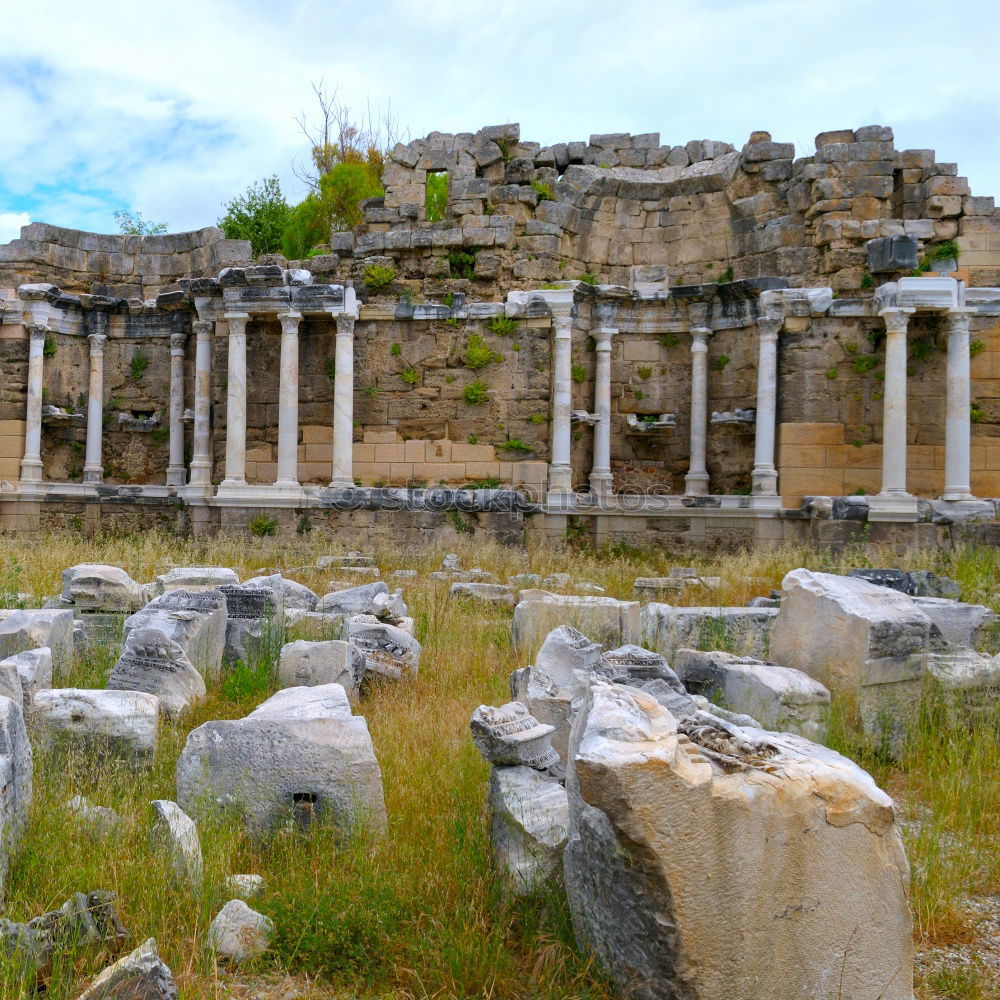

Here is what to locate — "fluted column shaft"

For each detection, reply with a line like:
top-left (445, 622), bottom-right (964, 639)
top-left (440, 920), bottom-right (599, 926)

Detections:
top-left (19, 324), bottom-right (46, 484)
top-left (878, 308), bottom-right (914, 496)
top-left (330, 313), bottom-right (355, 488)
top-left (943, 308), bottom-right (975, 501)
top-left (166, 332), bottom-right (187, 487)
top-left (222, 313), bottom-right (249, 488)
top-left (752, 316), bottom-right (781, 496)
top-left (589, 327), bottom-right (616, 497)
top-left (548, 314), bottom-right (574, 496)
top-left (276, 311), bottom-right (302, 487)
top-left (188, 319), bottom-right (213, 488)
top-left (684, 327), bottom-right (711, 496)
top-left (82, 333), bottom-right (106, 484)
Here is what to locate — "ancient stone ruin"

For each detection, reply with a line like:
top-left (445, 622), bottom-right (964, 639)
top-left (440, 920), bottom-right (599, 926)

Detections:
top-left (3, 123), bottom-right (1000, 548)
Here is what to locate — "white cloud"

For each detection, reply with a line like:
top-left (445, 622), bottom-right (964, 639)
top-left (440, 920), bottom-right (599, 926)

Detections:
top-left (0, 0), bottom-right (998, 236)
top-left (0, 212), bottom-right (30, 243)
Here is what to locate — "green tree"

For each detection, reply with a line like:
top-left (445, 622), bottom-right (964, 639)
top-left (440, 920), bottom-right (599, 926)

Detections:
top-left (318, 160), bottom-right (384, 231)
top-left (281, 193), bottom-right (331, 260)
top-left (218, 175), bottom-right (290, 256)
top-left (113, 210), bottom-right (166, 235)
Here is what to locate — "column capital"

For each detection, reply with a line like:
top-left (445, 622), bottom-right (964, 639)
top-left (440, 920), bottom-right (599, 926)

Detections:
top-left (223, 311), bottom-right (250, 336)
top-left (87, 332), bottom-right (106, 354)
top-left (591, 327), bottom-right (617, 350)
top-left (690, 326), bottom-right (711, 351)
top-left (27, 324), bottom-right (47, 342)
top-left (278, 311), bottom-right (303, 333)
top-left (335, 312), bottom-right (356, 337)
top-left (757, 315), bottom-right (783, 340)
top-left (170, 331), bottom-right (187, 354)
top-left (878, 307), bottom-right (915, 334)
top-left (552, 314), bottom-right (573, 338)
top-left (192, 319), bottom-right (213, 340)
top-left (946, 308), bottom-right (975, 333)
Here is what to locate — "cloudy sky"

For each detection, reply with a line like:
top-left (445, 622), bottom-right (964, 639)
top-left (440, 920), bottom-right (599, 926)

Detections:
top-left (1, 0), bottom-right (997, 243)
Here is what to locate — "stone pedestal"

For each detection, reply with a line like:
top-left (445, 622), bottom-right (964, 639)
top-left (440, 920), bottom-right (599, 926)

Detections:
top-left (219, 313), bottom-right (249, 493)
top-left (588, 327), bottom-right (616, 497)
top-left (275, 312), bottom-right (302, 491)
top-left (871, 308), bottom-right (917, 522)
top-left (942, 308), bottom-right (975, 502)
top-left (18, 325), bottom-right (46, 491)
top-left (329, 313), bottom-right (355, 488)
top-left (684, 327), bottom-right (711, 497)
top-left (187, 320), bottom-right (214, 491)
top-left (166, 332), bottom-right (187, 488)
top-left (82, 332), bottom-right (106, 485)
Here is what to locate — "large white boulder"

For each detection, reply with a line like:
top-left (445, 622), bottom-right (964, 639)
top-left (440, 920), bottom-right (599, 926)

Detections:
top-left (912, 596), bottom-right (996, 649)
top-left (563, 682), bottom-right (913, 1000)
top-left (640, 604), bottom-right (778, 661)
top-left (61, 564), bottom-right (144, 613)
top-left (341, 615), bottom-right (421, 679)
top-left (277, 639), bottom-right (366, 697)
top-left (218, 582), bottom-right (282, 666)
top-left (316, 581), bottom-right (389, 617)
top-left (107, 628), bottom-right (206, 719)
top-left (176, 684), bottom-right (387, 840)
top-left (208, 899), bottom-right (274, 962)
top-left (0, 647), bottom-right (52, 711)
top-left (0, 696), bottom-right (32, 894)
top-left (489, 765), bottom-right (568, 895)
top-left (513, 593), bottom-right (640, 652)
top-left (31, 689), bottom-right (160, 758)
top-left (674, 648), bottom-right (831, 742)
top-left (0, 609), bottom-right (73, 678)
top-left (124, 590), bottom-right (227, 680)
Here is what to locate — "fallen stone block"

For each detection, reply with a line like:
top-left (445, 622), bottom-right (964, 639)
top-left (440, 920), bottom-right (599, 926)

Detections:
top-left (0, 646), bottom-right (52, 711)
top-left (77, 937), bottom-right (178, 1000)
top-left (153, 566), bottom-right (239, 595)
top-left (564, 682), bottom-right (913, 1000)
top-left (218, 582), bottom-right (282, 666)
top-left (208, 899), bottom-right (274, 962)
top-left (316, 581), bottom-right (389, 617)
top-left (277, 639), bottom-right (366, 696)
top-left (0, 609), bottom-right (73, 678)
top-left (150, 799), bottom-right (203, 889)
top-left (124, 589), bottom-right (227, 679)
top-left (32, 689), bottom-right (159, 758)
top-left (0, 695), bottom-right (32, 893)
top-left (640, 604), bottom-right (777, 661)
top-left (61, 564), bottom-right (144, 613)
top-left (284, 609), bottom-right (344, 639)
top-left (471, 702), bottom-right (559, 769)
top-left (177, 684), bottom-right (387, 840)
top-left (489, 765), bottom-right (569, 895)
top-left (226, 873), bottom-right (264, 899)
top-left (673, 648), bottom-right (830, 742)
top-left (513, 592), bottom-right (640, 652)
top-left (341, 615), bottom-right (421, 679)
top-left (848, 567), bottom-right (961, 599)
top-left (244, 573), bottom-right (318, 611)
top-left (450, 582), bottom-right (516, 607)
top-left (912, 596), bottom-right (997, 649)
top-left (107, 628), bottom-right (206, 719)
top-left (66, 796), bottom-right (124, 837)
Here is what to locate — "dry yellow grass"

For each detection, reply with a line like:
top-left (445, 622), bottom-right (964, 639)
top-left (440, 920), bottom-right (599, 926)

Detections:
top-left (0, 531), bottom-right (995, 999)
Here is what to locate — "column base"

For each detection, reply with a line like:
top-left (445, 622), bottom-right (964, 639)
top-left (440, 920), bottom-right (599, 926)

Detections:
top-left (271, 480), bottom-right (305, 499)
top-left (868, 491), bottom-right (920, 522)
top-left (684, 471), bottom-right (710, 497)
top-left (752, 465), bottom-right (778, 496)
top-left (18, 460), bottom-right (42, 484)
top-left (546, 488), bottom-right (578, 511)
top-left (216, 479), bottom-right (249, 500)
top-left (83, 467), bottom-right (103, 485)
top-left (329, 476), bottom-right (355, 489)
top-left (588, 471), bottom-right (613, 497)
top-left (940, 488), bottom-right (974, 502)
top-left (166, 466), bottom-right (187, 488)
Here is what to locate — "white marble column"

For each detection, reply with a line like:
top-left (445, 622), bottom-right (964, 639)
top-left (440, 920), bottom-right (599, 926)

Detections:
top-left (877, 308), bottom-right (915, 499)
top-left (166, 331), bottom-right (187, 487)
top-left (684, 326), bottom-right (711, 496)
top-left (276, 311), bottom-right (302, 488)
top-left (19, 324), bottom-right (46, 486)
top-left (187, 319), bottom-right (213, 488)
top-left (942, 308), bottom-right (975, 501)
top-left (329, 312), bottom-right (355, 488)
top-left (221, 312), bottom-right (249, 489)
top-left (548, 313), bottom-right (574, 498)
top-left (82, 332), bottom-right (106, 485)
top-left (751, 314), bottom-right (781, 498)
top-left (589, 327), bottom-right (616, 497)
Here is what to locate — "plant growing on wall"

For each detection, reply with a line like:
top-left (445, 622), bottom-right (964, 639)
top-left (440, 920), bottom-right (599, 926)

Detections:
top-left (42, 336), bottom-right (56, 359)
top-left (114, 210), bottom-right (167, 235)
top-left (499, 438), bottom-right (533, 454)
top-left (462, 380), bottom-right (489, 405)
top-left (130, 350), bottom-right (149, 380)
top-left (713, 354), bottom-right (730, 371)
top-left (852, 355), bottom-right (879, 374)
top-left (571, 364), bottom-right (586, 383)
top-left (399, 366), bottom-right (419, 385)
top-left (530, 180), bottom-right (554, 201)
top-left (218, 176), bottom-right (290, 256)
top-left (364, 264), bottom-right (396, 292)
top-left (463, 334), bottom-right (502, 370)
top-left (487, 315), bottom-right (518, 336)
top-left (447, 250), bottom-right (477, 279)
top-left (249, 514), bottom-right (278, 536)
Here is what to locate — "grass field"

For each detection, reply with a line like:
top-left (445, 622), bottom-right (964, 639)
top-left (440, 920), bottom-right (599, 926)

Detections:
top-left (0, 533), bottom-right (997, 998)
